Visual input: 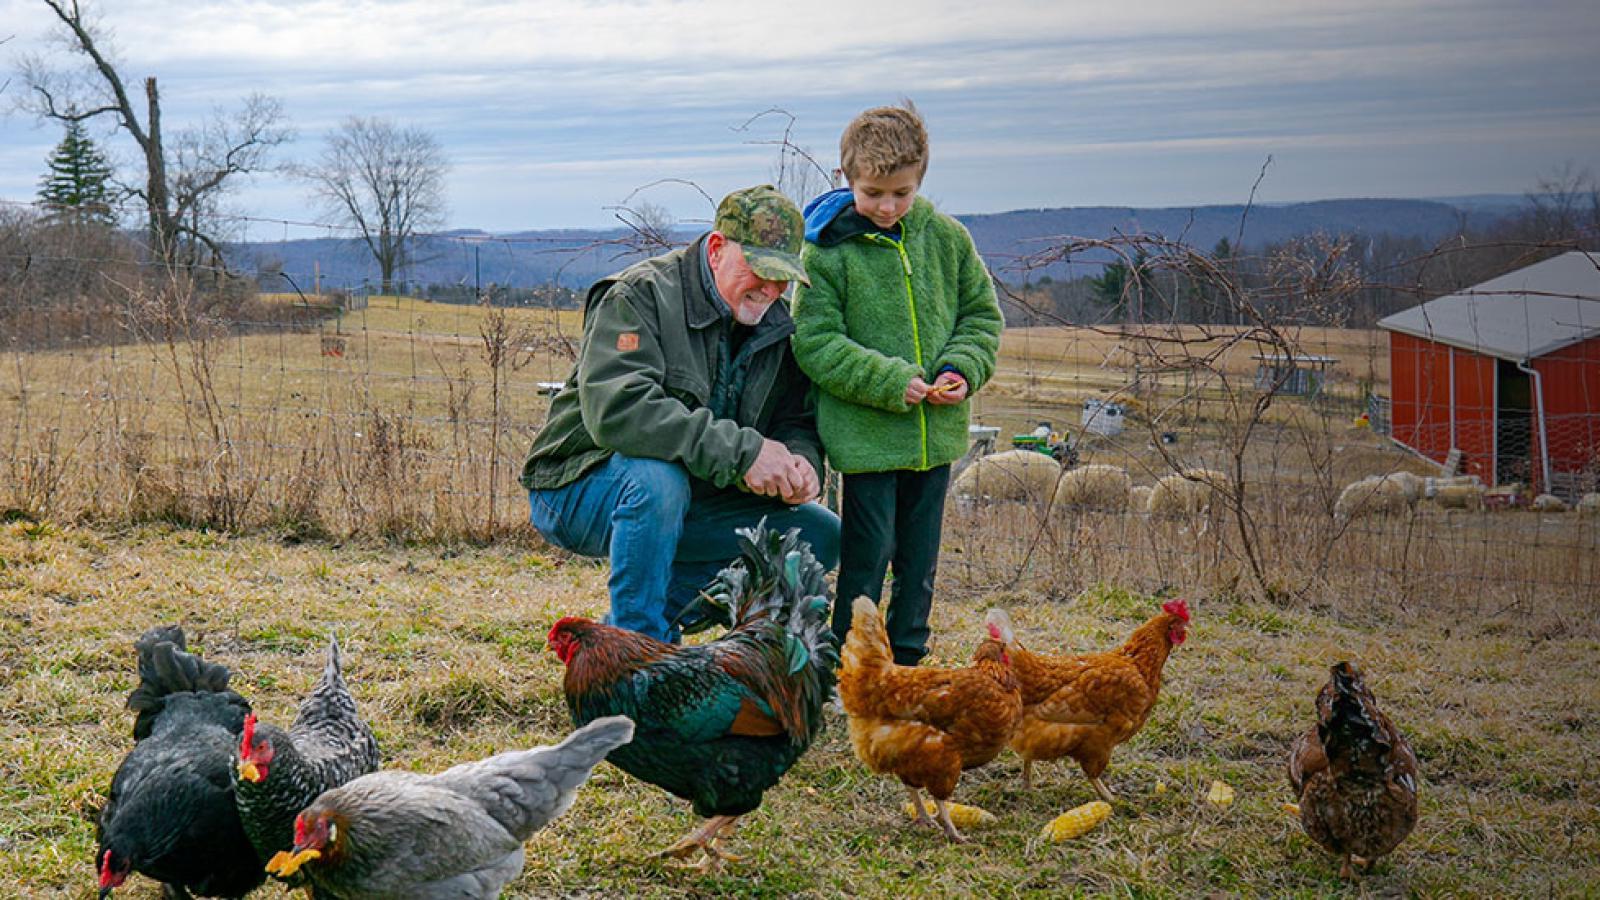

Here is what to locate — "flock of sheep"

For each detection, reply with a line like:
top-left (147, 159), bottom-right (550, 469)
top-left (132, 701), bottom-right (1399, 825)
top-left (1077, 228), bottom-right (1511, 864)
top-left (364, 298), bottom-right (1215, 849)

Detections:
top-left (952, 451), bottom-right (1225, 516)
top-left (952, 448), bottom-right (1600, 521)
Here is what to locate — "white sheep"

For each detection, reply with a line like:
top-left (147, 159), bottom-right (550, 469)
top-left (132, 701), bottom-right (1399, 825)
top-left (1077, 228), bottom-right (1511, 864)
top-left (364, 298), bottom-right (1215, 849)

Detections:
top-left (1147, 468), bottom-right (1226, 517)
top-left (1531, 493), bottom-right (1569, 512)
top-left (1388, 471), bottom-right (1427, 502)
top-left (1334, 474), bottom-right (1415, 521)
top-left (1052, 464), bottom-right (1131, 511)
top-left (1579, 493), bottom-right (1600, 517)
top-left (951, 449), bottom-right (1062, 502)
top-left (1129, 484), bottom-right (1154, 514)
top-left (1433, 482), bottom-right (1486, 510)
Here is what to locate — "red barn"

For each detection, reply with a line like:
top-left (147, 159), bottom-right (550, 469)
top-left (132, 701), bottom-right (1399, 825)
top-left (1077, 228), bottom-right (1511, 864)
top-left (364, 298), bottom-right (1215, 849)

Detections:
top-left (1378, 252), bottom-right (1600, 499)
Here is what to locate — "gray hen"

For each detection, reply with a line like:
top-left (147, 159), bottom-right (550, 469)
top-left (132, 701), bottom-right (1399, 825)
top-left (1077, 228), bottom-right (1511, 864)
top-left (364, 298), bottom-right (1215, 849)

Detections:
top-left (235, 637), bottom-right (380, 865)
top-left (266, 715), bottom-right (634, 899)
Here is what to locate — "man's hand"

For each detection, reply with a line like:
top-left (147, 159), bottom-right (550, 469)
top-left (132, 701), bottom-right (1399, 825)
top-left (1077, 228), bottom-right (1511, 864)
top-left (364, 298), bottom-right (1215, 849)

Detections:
top-left (743, 438), bottom-right (799, 499)
top-left (780, 456), bottom-right (821, 505)
top-left (926, 371), bottom-right (968, 405)
top-left (904, 376), bottom-right (934, 405)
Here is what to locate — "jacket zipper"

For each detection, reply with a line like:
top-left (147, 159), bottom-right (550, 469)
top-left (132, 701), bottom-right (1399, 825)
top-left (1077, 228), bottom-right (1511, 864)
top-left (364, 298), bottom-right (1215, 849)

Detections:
top-left (868, 232), bottom-right (928, 470)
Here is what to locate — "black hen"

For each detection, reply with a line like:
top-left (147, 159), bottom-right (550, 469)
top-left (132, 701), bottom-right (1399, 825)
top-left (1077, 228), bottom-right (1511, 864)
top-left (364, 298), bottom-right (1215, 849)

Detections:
top-left (234, 636), bottom-right (380, 866)
top-left (95, 625), bottom-right (261, 898)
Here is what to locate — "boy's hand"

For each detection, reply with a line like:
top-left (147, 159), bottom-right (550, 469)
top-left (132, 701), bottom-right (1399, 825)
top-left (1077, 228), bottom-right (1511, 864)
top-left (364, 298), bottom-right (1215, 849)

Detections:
top-left (904, 376), bottom-right (934, 405)
top-left (926, 372), bottom-right (968, 405)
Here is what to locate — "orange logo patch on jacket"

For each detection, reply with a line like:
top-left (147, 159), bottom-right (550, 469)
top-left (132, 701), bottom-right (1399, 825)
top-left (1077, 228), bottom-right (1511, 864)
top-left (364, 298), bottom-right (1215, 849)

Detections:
top-left (616, 332), bottom-right (639, 351)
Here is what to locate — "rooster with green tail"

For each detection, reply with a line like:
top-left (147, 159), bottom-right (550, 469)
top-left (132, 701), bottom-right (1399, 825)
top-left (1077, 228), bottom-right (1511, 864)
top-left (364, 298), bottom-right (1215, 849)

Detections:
top-left (547, 522), bottom-right (838, 870)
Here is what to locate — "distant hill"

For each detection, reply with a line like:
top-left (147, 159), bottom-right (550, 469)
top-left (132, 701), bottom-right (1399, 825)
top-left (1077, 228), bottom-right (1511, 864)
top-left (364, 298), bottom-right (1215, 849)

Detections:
top-left (960, 197), bottom-right (1510, 281)
top-left (228, 196), bottom-right (1525, 293)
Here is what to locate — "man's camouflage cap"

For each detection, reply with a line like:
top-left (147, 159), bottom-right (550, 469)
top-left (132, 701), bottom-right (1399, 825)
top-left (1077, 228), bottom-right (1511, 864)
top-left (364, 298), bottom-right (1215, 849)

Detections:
top-left (714, 184), bottom-right (810, 286)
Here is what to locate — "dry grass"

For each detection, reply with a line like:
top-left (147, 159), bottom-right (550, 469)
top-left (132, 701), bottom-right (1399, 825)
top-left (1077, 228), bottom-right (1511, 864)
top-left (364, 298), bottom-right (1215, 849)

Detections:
top-left (4, 295), bottom-right (1392, 540)
top-left (5, 293), bottom-right (1597, 895)
top-left (2, 517), bottom-right (1597, 898)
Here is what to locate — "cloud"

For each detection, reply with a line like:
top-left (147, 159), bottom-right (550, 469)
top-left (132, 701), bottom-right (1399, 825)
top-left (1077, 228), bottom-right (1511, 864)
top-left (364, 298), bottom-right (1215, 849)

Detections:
top-left (2, 0), bottom-right (1597, 228)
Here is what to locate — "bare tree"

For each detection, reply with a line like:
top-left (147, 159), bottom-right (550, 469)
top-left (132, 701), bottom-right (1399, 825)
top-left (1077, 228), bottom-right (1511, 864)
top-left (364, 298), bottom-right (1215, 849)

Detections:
top-left (18, 1), bottom-right (291, 273)
top-left (303, 116), bottom-right (448, 295)
top-left (1526, 162), bottom-right (1599, 245)
top-left (735, 107), bottom-right (836, 205)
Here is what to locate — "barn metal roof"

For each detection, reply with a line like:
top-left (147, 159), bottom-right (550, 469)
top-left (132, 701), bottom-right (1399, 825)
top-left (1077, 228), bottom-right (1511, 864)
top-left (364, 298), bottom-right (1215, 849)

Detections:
top-left (1377, 251), bottom-right (1600, 361)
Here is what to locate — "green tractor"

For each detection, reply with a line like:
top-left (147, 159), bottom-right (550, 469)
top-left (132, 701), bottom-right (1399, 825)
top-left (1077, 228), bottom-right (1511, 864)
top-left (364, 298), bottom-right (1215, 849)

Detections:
top-left (1010, 421), bottom-right (1079, 467)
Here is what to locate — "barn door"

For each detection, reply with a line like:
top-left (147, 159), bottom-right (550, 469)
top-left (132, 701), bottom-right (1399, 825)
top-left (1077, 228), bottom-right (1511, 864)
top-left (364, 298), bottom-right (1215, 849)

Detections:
top-left (1495, 360), bottom-right (1533, 489)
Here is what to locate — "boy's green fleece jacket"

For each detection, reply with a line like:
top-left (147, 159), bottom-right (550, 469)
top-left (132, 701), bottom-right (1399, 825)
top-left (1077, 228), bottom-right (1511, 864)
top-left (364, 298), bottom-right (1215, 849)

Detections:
top-left (792, 195), bottom-right (1003, 474)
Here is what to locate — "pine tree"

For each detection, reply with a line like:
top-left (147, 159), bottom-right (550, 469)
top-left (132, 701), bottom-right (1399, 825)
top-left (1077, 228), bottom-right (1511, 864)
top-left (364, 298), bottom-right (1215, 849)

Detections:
top-left (38, 120), bottom-right (116, 224)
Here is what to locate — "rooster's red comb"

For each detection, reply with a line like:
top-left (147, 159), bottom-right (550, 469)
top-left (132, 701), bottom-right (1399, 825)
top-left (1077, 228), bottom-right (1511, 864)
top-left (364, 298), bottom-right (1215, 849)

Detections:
top-left (1161, 599), bottom-right (1190, 622)
top-left (240, 712), bottom-right (256, 750)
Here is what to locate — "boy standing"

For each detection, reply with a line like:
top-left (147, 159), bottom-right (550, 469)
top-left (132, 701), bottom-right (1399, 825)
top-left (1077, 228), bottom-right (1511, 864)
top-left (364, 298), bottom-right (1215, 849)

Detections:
top-left (793, 104), bottom-right (1003, 664)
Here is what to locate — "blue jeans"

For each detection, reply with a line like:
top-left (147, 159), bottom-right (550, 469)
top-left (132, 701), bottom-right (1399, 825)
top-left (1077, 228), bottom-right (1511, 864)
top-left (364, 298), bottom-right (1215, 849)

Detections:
top-left (528, 454), bottom-right (840, 642)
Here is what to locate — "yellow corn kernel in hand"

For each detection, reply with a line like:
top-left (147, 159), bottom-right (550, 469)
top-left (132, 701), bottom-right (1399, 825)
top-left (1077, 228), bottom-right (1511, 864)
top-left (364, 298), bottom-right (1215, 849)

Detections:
top-left (1039, 800), bottom-right (1112, 841)
top-left (903, 799), bottom-right (997, 828)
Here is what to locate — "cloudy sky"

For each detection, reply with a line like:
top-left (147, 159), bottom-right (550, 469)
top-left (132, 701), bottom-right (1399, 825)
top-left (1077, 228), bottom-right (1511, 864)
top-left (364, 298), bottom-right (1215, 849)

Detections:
top-left (2, 0), bottom-right (1598, 235)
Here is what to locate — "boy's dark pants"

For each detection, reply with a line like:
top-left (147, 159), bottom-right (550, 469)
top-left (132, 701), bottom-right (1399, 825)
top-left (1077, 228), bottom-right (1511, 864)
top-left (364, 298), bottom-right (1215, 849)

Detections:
top-left (833, 465), bottom-right (951, 666)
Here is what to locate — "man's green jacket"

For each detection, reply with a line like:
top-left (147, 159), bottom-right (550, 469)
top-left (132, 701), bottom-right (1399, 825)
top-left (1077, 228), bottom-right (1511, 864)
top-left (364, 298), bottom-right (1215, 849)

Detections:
top-left (520, 235), bottom-right (824, 493)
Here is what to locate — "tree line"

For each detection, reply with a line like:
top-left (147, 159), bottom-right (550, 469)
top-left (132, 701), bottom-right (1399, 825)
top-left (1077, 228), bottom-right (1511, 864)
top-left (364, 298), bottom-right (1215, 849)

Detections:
top-left (13, 0), bottom-right (445, 294)
top-left (1002, 173), bottom-right (1599, 330)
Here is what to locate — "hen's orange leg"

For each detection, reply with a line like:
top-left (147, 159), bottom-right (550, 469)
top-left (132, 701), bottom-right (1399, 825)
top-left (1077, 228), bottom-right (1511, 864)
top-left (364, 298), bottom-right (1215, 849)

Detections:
top-left (1021, 759), bottom-right (1035, 791)
top-left (1091, 776), bottom-right (1116, 804)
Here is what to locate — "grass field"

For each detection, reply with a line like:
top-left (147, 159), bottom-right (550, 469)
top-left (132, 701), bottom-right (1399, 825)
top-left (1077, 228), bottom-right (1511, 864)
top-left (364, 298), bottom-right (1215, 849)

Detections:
top-left (4, 295), bottom-right (1598, 896)
top-left (2, 517), bottom-right (1598, 898)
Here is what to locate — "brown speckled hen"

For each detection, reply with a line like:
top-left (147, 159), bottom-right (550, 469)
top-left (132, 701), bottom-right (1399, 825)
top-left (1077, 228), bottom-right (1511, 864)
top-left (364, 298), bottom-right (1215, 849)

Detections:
top-left (1288, 661), bottom-right (1419, 879)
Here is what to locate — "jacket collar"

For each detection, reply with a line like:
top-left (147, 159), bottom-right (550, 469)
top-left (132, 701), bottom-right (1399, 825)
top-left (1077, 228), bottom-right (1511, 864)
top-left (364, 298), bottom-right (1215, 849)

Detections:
top-left (681, 233), bottom-right (724, 329)
top-left (803, 189), bottom-right (931, 247)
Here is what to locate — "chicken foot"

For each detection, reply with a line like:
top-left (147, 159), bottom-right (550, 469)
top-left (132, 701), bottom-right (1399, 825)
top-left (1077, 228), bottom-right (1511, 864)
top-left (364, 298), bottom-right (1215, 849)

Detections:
top-left (1091, 776), bottom-right (1116, 804)
top-left (657, 814), bottom-right (742, 872)
top-left (932, 797), bottom-right (971, 843)
top-left (906, 787), bottom-right (938, 830)
top-left (1338, 854), bottom-right (1372, 880)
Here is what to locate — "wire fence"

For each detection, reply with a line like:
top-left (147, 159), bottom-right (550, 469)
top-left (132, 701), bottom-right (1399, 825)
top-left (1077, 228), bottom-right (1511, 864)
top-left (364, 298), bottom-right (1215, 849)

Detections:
top-left (2, 211), bottom-right (1597, 628)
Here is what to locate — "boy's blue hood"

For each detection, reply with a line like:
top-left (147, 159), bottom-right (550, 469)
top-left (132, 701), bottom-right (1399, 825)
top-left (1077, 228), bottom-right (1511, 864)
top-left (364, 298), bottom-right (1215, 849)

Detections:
top-left (803, 188), bottom-right (856, 244)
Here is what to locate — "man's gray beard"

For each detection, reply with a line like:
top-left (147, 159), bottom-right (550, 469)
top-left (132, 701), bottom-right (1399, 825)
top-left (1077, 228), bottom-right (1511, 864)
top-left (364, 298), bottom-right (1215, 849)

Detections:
top-left (734, 302), bottom-right (773, 326)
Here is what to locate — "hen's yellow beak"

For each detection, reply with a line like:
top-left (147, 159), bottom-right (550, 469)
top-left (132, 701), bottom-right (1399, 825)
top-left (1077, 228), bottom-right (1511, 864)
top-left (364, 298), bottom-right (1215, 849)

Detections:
top-left (265, 848), bottom-right (320, 878)
top-left (238, 760), bottom-right (262, 783)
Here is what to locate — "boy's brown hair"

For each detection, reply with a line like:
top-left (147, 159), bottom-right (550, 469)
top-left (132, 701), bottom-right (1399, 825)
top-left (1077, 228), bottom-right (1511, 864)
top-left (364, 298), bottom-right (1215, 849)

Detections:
top-left (839, 103), bottom-right (928, 182)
